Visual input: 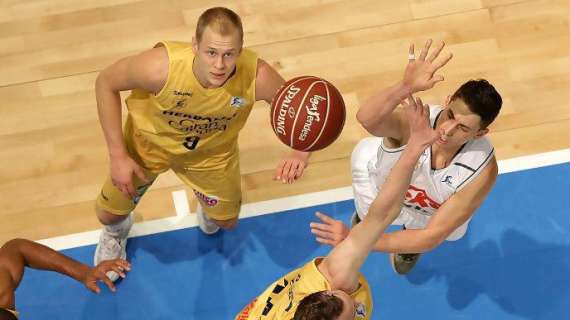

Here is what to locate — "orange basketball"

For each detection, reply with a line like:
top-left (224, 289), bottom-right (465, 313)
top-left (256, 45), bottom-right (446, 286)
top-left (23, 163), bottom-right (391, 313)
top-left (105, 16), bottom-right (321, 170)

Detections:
top-left (270, 76), bottom-right (346, 152)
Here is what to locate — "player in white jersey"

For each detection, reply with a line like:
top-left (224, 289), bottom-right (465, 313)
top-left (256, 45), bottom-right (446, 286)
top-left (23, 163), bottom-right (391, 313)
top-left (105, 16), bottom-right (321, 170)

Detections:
top-left (310, 40), bottom-right (502, 274)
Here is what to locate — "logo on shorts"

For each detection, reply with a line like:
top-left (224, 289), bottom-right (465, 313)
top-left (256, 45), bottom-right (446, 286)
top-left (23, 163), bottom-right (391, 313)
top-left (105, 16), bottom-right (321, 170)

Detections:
top-left (230, 96), bottom-right (246, 108)
top-left (193, 190), bottom-right (219, 207)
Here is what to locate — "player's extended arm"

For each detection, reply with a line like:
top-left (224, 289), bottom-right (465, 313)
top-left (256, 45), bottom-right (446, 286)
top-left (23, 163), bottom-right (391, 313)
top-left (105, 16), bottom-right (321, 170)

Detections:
top-left (0, 239), bottom-right (131, 309)
top-left (372, 157), bottom-right (498, 253)
top-left (95, 46), bottom-right (167, 198)
top-left (319, 97), bottom-right (439, 292)
top-left (356, 40), bottom-right (452, 141)
top-left (255, 59), bottom-right (311, 183)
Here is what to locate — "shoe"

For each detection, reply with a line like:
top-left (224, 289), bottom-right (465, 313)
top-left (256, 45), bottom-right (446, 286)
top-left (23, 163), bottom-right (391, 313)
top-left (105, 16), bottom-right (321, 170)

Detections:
top-left (196, 203), bottom-right (220, 235)
top-left (94, 213), bottom-right (133, 281)
top-left (390, 252), bottom-right (421, 275)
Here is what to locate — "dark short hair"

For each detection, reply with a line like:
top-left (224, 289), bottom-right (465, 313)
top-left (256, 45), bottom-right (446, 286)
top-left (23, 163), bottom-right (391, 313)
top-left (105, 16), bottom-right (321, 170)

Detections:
top-left (293, 291), bottom-right (344, 320)
top-left (0, 308), bottom-right (18, 320)
top-left (450, 79), bottom-right (502, 129)
top-left (195, 7), bottom-right (243, 44)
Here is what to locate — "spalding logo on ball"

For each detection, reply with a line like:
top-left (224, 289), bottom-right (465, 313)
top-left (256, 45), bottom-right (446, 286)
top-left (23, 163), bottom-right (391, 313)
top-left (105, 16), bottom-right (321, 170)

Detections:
top-left (270, 76), bottom-right (346, 151)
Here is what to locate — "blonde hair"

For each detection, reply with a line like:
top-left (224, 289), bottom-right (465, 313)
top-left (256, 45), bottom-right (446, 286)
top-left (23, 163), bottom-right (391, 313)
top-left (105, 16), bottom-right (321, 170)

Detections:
top-left (195, 7), bottom-right (243, 44)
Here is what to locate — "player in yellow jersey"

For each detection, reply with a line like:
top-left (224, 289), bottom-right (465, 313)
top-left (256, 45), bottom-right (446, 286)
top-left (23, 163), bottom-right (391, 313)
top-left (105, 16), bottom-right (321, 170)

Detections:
top-left (0, 238), bottom-right (129, 320)
top-left (93, 7), bottom-right (312, 281)
top-left (236, 95), bottom-right (442, 319)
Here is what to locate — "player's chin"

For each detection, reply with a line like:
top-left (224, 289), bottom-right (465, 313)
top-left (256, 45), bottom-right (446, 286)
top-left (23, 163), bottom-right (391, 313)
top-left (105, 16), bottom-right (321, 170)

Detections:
top-left (209, 73), bottom-right (228, 85)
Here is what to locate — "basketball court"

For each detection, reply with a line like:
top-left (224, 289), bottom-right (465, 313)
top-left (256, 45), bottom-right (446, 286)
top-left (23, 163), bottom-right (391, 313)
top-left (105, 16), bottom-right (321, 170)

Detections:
top-left (2, 0), bottom-right (570, 319)
top-left (16, 151), bottom-right (570, 319)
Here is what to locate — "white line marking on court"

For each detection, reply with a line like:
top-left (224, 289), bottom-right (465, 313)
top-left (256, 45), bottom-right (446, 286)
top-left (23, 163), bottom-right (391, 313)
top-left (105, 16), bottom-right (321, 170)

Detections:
top-left (38, 149), bottom-right (570, 251)
top-left (172, 189), bottom-right (190, 217)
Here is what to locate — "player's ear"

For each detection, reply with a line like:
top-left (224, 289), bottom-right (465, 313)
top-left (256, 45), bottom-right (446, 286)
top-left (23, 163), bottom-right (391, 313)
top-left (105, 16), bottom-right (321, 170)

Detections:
top-left (475, 127), bottom-right (489, 138)
top-left (443, 95), bottom-right (451, 107)
top-left (192, 37), bottom-right (198, 54)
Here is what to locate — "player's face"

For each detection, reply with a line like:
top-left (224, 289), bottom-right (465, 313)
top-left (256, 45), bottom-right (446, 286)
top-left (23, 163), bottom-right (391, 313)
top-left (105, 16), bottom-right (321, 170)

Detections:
top-left (330, 290), bottom-right (357, 320)
top-left (192, 26), bottom-right (242, 88)
top-left (435, 98), bottom-right (488, 148)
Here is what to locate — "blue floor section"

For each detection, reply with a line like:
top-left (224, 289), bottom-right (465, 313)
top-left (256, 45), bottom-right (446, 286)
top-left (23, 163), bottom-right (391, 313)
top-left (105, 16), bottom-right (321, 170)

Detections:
top-left (17, 162), bottom-right (570, 319)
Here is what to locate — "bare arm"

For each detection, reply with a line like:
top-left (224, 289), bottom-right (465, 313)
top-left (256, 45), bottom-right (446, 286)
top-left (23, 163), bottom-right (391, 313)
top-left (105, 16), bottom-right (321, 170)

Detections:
top-left (372, 157), bottom-right (498, 253)
top-left (255, 59), bottom-right (312, 183)
top-left (318, 97), bottom-right (439, 292)
top-left (95, 46), bottom-right (168, 198)
top-left (0, 239), bottom-right (131, 309)
top-left (356, 40), bottom-right (452, 142)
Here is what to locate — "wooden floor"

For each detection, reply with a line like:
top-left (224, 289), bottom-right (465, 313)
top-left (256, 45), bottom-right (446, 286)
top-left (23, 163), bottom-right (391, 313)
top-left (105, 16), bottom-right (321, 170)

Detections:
top-left (1, 0), bottom-right (569, 244)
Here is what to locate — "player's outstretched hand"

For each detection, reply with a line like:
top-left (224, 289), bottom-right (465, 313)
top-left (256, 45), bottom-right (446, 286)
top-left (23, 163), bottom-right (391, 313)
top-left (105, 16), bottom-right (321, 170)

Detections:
top-left (402, 95), bottom-right (440, 148)
top-left (274, 150), bottom-right (310, 184)
top-left (310, 211), bottom-right (350, 246)
top-left (82, 259), bottom-right (131, 294)
top-left (402, 39), bottom-right (453, 93)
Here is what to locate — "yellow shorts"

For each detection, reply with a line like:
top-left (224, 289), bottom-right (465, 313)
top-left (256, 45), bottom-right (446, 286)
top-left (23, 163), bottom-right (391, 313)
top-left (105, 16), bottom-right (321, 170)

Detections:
top-left (96, 124), bottom-right (242, 221)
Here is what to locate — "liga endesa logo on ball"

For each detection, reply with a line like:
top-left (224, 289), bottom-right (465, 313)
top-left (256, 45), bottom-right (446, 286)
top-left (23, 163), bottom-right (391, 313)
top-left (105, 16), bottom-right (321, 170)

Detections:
top-left (299, 95), bottom-right (324, 142)
top-left (270, 76), bottom-right (346, 152)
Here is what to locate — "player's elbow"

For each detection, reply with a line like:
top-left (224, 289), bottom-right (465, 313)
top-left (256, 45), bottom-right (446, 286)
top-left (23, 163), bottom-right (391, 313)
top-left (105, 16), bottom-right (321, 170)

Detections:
top-left (328, 273), bottom-right (357, 293)
top-left (1, 238), bottom-right (27, 252)
top-left (355, 110), bottom-right (374, 132)
top-left (95, 70), bottom-right (113, 93)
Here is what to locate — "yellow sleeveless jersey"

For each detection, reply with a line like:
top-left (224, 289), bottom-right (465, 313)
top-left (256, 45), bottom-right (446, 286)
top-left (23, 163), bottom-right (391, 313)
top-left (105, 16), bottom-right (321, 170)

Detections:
top-left (236, 258), bottom-right (373, 320)
top-left (125, 41), bottom-right (258, 170)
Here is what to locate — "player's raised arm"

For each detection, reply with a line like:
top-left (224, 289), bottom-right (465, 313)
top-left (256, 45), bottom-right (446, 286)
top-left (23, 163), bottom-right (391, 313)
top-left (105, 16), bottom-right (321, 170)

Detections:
top-left (356, 40), bottom-right (452, 141)
top-left (318, 96), bottom-right (440, 292)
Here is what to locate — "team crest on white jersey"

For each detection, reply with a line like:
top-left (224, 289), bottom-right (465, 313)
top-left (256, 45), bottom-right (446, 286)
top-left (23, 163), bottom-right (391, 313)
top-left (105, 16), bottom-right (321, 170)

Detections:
top-left (441, 175), bottom-right (453, 186)
top-left (230, 96), bottom-right (246, 108)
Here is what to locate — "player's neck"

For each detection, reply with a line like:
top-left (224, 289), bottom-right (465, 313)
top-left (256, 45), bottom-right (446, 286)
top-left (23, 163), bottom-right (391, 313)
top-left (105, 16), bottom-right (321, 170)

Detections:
top-left (431, 143), bottom-right (464, 169)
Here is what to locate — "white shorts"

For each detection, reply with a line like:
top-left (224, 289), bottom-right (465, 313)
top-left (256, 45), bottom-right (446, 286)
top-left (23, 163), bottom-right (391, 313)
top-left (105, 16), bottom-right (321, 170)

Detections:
top-left (351, 137), bottom-right (469, 241)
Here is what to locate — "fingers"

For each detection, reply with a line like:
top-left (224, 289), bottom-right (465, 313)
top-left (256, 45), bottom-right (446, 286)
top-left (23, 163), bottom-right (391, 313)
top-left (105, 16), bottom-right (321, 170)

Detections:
top-left (134, 166), bottom-right (149, 184)
top-left (86, 281), bottom-right (100, 294)
top-left (294, 163), bottom-right (305, 180)
top-left (418, 39), bottom-right (432, 61)
top-left (310, 227), bottom-right (334, 239)
top-left (430, 74), bottom-right (445, 87)
top-left (408, 43), bottom-right (415, 62)
top-left (125, 181), bottom-right (137, 199)
top-left (99, 273), bottom-right (116, 292)
top-left (404, 94), bottom-right (419, 112)
top-left (273, 160), bottom-right (286, 181)
top-left (310, 225), bottom-right (343, 246)
top-left (315, 211), bottom-right (334, 224)
top-left (310, 222), bottom-right (333, 232)
top-left (433, 52), bottom-right (453, 71)
top-left (116, 259), bottom-right (132, 271)
top-left (427, 41), bottom-right (445, 63)
top-left (415, 97), bottom-right (424, 114)
top-left (281, 160), bottom-right (293, 183)
top-left (107, 263), bottom-right (127, 279)
top-left (285, 162), bottom-right (300, 184)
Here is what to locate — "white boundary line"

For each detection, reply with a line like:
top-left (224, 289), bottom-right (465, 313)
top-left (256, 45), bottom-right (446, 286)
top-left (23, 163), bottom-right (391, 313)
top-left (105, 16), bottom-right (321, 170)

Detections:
top-left (38, 149), bottom-right (570, 251)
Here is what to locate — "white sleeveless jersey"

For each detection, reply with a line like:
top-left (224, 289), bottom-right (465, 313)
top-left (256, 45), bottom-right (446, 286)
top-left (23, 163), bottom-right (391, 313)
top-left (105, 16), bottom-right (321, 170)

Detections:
top-left (367, 105), bottom-right (494, 219)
